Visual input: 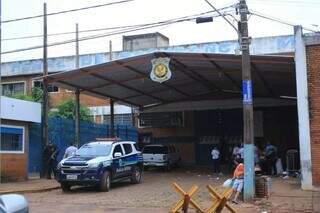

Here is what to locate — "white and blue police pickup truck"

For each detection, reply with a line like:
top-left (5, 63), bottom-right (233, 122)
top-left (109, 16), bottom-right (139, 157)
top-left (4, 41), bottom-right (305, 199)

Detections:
top-left (55, 140), bottom-right (143, 192)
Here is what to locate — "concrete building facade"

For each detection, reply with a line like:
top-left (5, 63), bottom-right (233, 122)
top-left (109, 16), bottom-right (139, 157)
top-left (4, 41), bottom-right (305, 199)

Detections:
top-left (1, 96), bottom-right (41, 182)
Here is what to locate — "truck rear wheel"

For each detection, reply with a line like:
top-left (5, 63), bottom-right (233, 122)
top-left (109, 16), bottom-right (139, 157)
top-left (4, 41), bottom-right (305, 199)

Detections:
top-left (99, 171), bottom-right (111, 192)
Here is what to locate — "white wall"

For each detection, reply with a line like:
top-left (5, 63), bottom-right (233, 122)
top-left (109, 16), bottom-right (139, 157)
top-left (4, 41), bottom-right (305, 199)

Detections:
top-left (1, 96), bottom-right (41, 123)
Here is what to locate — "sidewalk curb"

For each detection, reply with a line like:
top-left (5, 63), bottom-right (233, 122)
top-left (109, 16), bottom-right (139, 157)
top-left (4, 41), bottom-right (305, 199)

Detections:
top-left (0, 186), bottom-right (60, 195)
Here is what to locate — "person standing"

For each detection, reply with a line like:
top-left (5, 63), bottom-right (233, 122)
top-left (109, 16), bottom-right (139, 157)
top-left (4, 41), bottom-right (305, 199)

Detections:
top-left (231, 159), bottom-right (244, 204)
top-left (238, 143), bottom-right (244, 160)
top-left (232, 144), bottom-right (240, 158)
top-left (43, 142), bottom-right (59, 179)
top-left (211, 146), bottom-right (220, 174)
top-left (264, 141), bottom-right (277, 175)
top-left (63, 142), bottom-right (78, 158)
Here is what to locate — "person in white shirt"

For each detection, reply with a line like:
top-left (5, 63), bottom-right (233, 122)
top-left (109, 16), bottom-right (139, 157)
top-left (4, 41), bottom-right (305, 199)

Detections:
top-left (232, 145), bottom-right (240, 157)
top-left (63, 143), bottom-right (78, 159)
top-left (211, 146), bottom-right (220, 174)
top-left (238, 143), bottom-right (244, 159)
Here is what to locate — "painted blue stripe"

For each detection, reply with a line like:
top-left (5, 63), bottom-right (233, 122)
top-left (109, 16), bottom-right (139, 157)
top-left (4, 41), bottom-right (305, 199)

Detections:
top-left (1, 127), bottom-right (23, 135)
top-left (244, 144), bottom-right (255, 200)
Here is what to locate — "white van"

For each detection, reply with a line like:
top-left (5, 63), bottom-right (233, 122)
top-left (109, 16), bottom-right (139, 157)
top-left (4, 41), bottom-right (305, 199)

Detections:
top-left (142, 144), bottom-right (180, 171)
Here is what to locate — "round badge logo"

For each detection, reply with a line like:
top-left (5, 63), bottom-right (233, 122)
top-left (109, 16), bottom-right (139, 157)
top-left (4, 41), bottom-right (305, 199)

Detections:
top-left (150, 57), bottom-right (172, 83)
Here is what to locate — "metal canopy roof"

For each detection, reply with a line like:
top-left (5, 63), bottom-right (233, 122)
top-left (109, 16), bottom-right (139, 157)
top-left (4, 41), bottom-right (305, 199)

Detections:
top-left (44, 52), bottom-right (296, 109)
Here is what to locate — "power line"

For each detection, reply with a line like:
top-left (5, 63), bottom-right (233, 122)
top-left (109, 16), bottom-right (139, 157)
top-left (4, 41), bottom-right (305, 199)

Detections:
top-left (2, 0), bottom-right (134, 24)
top-left (1, 24), bottom-right (152, 41)
top-left (2, 4), bottom-right (235, 41)
top-left (249, 0), bottom-right (320, 5)
top-left (1, 9), bottom-right (234, 55)
top-left (249, 10), bottom-right (318, 33)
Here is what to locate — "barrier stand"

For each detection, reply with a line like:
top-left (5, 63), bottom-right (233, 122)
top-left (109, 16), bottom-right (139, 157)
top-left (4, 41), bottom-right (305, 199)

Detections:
top-left (170, 182), bottom-right (205, 213)
top-left (206, 185), bottom-right (236, 213)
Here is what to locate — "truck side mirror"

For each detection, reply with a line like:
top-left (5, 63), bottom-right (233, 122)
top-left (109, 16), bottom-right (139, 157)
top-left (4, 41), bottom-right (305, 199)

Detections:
top-left (114, 152), bottom-right (122, 158)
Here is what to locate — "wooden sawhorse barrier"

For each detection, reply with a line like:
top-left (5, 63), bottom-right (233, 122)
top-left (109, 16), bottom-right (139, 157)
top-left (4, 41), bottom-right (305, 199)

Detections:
top-left (170, 183), bottom-right (237, 213)
top-left (170, 182), bottom-right (204, 213)
top-left (206, 185), bottom-right (236, 213)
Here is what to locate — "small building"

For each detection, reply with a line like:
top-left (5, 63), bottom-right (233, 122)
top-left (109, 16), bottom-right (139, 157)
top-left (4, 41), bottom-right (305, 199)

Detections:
top-left (123, 32), bottom-right (169, 51)
top-left (0, 96), bottom-right (41, 182)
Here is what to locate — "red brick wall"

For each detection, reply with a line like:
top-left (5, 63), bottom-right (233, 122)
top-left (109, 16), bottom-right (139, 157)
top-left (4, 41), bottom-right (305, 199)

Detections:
top-left (306, 44), bottom-right (320, 186)
top-left (2, 75), bottom-right (110, 108)
top-left (49, 90), bottom-right (109, 108)
top-left (1, 154), bottom-right (28, 182)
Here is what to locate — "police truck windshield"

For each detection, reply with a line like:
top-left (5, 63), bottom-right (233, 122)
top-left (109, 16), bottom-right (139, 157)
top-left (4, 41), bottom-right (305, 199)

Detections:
top-left (76, 144), bottom-right (112, 157)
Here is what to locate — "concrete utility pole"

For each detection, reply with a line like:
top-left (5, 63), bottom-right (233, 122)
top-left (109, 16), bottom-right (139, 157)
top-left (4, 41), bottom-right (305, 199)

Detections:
top-left (42, 3), bottom-right (49, 147)
top-left (239, 0), bottom-right (255, 201)
top-left (109, 40), bottom-right (115, 137)
top-left (75, 23), bottom-right (80, 147)
top-left (203, 0), bottom-right (255, 201)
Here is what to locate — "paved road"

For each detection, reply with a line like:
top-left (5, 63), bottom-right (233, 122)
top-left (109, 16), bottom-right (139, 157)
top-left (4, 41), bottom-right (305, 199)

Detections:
top-left (21, 169), bottom-right (317, 213)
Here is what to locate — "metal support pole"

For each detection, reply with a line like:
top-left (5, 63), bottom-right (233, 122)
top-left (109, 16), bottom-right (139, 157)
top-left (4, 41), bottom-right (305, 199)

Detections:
top-left (75, 23), bottom-right (80, 147)
top-left (42, 3), bottom-right (49, 146)
top-left (109, 40), bottom-right (112, 61)
top-left (75, 89), bottom-right (80, 147)
top-left (131, 108), bottom-right (135, 127)
top-left (110, 99), bottom-right (115, 137)
top-left (239, 0), bottom-right (255, 201)
top-left (294, 26), bottom-right (313, 190)
top-left (109, 40), bottom-right (115, 137)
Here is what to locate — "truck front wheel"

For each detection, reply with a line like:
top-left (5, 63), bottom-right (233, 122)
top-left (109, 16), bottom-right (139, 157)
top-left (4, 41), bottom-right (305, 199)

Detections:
top-left (99, 171), bottom-right (111, 192)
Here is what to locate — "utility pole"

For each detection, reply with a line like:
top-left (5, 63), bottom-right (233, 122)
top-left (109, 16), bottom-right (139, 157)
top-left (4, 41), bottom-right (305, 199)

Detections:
top-left (203, 0), bottom-right (255, 201)
top-left (75, 23), bottom-right (80, 147)
top-left (239, 0), bottom-right (255, 201)
top-left (40, 2), bottom-right (49, 178)
top-left (42, 3), bottom-right (49, 147)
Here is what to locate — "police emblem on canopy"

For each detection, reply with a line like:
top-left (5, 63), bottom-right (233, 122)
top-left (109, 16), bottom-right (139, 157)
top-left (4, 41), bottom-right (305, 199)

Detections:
top-left (150, 57), bottom-right (171, 83)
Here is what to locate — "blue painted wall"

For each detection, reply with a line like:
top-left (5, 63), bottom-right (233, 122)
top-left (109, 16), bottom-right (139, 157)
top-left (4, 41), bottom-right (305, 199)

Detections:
top-left (28, 117), bottom-right (137, 173)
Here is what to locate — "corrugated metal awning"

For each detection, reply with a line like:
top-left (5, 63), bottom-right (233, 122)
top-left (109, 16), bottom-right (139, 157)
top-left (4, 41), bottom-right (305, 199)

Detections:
top-left (43, 52), bottom-right (296, 109)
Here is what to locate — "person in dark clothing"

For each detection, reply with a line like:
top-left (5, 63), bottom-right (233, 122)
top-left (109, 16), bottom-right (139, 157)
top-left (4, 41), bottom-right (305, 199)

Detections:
top-left (43, 142), bottom-right (59, 179)
top-left (264, 142), bottom-right (277, 175)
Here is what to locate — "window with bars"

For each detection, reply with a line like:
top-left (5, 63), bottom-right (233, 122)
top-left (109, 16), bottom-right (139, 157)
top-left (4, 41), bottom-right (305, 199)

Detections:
top-left (0, 126), bottom-right (24, 153)
top-left (2, 82), bottom-right (25, 96)
top-left (33, 81), bottom-right (59, 93)
top-left (103, 114), bottom-right (132, 125)
top-left (139, 112), bottom-right (184, 128)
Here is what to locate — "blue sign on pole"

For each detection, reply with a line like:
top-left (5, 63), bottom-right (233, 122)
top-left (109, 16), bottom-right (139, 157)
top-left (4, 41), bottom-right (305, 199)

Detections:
top-left (242, 80), bottom-right (253, 104)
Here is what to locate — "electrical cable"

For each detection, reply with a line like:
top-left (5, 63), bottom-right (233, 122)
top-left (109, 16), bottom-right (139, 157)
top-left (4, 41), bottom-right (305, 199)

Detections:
top-left (2, 4), bottom-right (235, 41)
top-left (1, 10), bottom-right (235, 55)
top-left (249, 10), bottom-right (318, 33)
top-left (2, 0), bottom-right (135, 24)
top-left (248, 0), bottom-right (320, 6)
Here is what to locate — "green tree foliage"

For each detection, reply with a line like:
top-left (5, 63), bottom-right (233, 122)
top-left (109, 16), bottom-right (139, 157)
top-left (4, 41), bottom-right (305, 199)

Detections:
top-left (48, 99), bottom-right (92, 121)
top-left (8, 93), bottom-right (35, 101)
top-left (31, 87), bottom-right (43, 102)
top-left (8, 87), bottom-right (43, 102)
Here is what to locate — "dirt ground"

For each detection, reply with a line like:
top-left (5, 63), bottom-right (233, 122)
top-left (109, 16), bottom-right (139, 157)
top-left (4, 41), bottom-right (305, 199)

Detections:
top-left (21, 168), bottom-right (319, 213)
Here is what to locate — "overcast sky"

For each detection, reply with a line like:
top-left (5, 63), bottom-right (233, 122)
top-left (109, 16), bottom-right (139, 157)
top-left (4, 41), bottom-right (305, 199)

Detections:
top-left (2, 0), bottom-right (319, 62)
